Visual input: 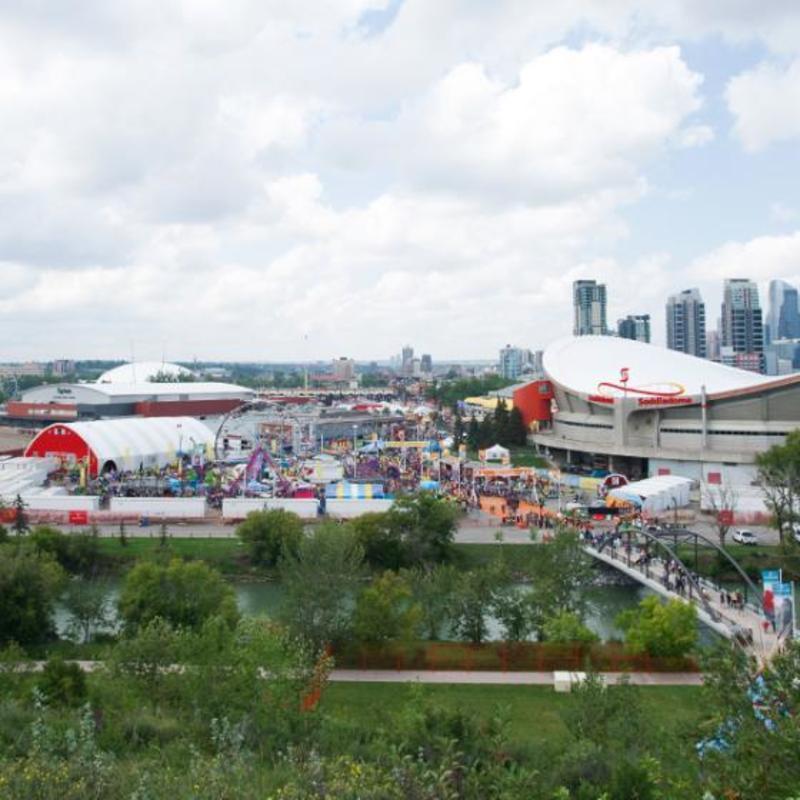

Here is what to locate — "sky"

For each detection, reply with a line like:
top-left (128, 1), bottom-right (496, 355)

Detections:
top-left (2, 1), bottom-right (800, 362)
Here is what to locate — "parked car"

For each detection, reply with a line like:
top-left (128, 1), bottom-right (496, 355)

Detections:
top-left (732, 529), bottom-right (758, 545)
top-left (781, 522), bottom-right (800, 544)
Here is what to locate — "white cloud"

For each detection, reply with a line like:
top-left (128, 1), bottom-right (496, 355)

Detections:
top-left (727, 59), bottom-right (800, 150)
top-left (401, 45), bottom-right (706, 201)
top-left (688, 231), bottom-right (800, 284)
top-left (0, 2), bottom-right (798, 360)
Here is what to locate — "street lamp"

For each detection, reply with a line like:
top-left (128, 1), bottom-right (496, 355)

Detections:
top-left (352, 424), bottom-right (358, 478)
top-left (177, 423), bottom-right (183, 478)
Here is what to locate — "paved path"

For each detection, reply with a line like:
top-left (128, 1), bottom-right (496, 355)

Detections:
top-left (329, 669), bottom-right (703, 686)
top-left (5, 661), bottom-right (702, 687)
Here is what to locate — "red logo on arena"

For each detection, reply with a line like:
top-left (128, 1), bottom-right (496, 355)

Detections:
top-left (593, 369), bottom-right (688, 402)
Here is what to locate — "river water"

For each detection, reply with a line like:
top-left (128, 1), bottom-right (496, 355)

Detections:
top-left (56, 577), bottom-right (696, 644)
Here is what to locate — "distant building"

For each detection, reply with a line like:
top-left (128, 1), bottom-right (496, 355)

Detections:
top-left (617, 314), bottom-right (651, 343)
top-left (499, 345), bottom-right (531, 380)
top-left (666, 288), bottom-right (706, 358)
top-left (706, 329), bottom-right (721, 362)
top-left (721, 279), bottom-right (764, 372)
top-left (401, 345), bottom-right (414, 376)
top-left (764, 339), bottom-right (800, 375)
top-left (50, 360), bottom-right (76, 376)
top-left (766, 279), bottom-right (800, 344)
top-left (0, 362), bottom-right (46, 378)
top-left (573, 280), bottom-right (607, 336)
top-left (420, 354), bottom-right (433, 374)
top-left (720, 347), bottom-right (763, 374)
top-left (332, 357), bottom-right (355, 382)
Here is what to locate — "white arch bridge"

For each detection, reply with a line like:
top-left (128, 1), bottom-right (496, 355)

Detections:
top-left (583, 527), bottom-right (784, 664)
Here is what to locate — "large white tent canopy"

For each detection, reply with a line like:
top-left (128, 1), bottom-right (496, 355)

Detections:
top-left (608, 475), bottom-right (693, 514)
top-left (28, 417), bottom-right (214, 474)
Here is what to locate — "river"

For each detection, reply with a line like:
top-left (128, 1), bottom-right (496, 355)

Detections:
top-left (55, 577), bottom-right (718, 644)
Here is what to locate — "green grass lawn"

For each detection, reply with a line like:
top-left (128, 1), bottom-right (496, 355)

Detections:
top-left (452, 542), bottom-right (535, 572)
top-left (320, 682), bottom-right (703, 748)
top-left (96, 537), bottom-right (532, 576)
top-left (96, 536), bottom-right (256, 575)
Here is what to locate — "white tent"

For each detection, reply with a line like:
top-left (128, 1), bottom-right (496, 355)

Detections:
top-left (483, 444), bottom-right (510, 462)
top-left (608, 475), bottom-right (693, 514)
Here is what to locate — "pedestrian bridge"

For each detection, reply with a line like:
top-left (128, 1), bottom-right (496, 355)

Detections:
top-left (583, 527), bottom-right (781, 664)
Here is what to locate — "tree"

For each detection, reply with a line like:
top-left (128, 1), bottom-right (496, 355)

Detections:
top-left (542, 611), bottom-right (599, 644)
top-left (353, 571), bottom-right (422, 644)
top-left (408, 564), bottom-right (460, 640)
top-left (118, 559), bottom-right (239, 632)
top-left (492, 588), bottom-right (533, 642)
top-left (279, 523), bottom-right (364, 650)
top-left (349, 512), bottom-right (406, 570)
top-left (507, 406), bottom-right (528, 447)
top-left (466, 415), bottom-right (480, 450)
top-left (29, 526), bottom-right (101, 576)
top-left (0, 549), bottom-right (65, 644)
top-left (450, 566), bottom-right (503, 644)
top-left (528, 529), bottom-right (594, 637)
top-left (62, 578), bottom-right (113, 643)
top-left (12, 493), bottom-right (28, 535)
top-left (386, 493), bottom-right (459, 565)
top-left (493, 399), bottom-right (510, 446)
top-left (698, 640), bottom-right (800, 799)
top-left (118, 520), bottom-right (127, 547)
top-left (756, 430), bottom-right (800, 545)
top-left (703, 480), bottom-right (738, 547)
top-left (236, 509), bottom-right (303, 567)
top-left (477, 415), bottom-right (495, 449)
top-left (616, 595), bottom-right (697, 658)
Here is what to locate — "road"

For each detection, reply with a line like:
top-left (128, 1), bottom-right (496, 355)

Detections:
top-left (43, 507), bottom-right (780, 547)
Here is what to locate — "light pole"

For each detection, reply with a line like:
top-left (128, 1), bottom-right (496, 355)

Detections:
top-left (177, 423), bottom-right (183, 478)
top-left (352, 424), bottom-right (358, 479)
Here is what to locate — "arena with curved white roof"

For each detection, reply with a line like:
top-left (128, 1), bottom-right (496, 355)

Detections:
top-left (530, 336), bottom-right (800, 485)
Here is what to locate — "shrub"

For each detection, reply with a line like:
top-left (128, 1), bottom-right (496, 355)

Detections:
top-left (236, 509), bottom-right (303, 567)
top-left (118, 559), bottom-right (239, 632)
top-left (36, 657), bottom-right (87, 707)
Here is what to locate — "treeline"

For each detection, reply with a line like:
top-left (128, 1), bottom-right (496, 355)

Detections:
top-left (453, 399), bottom-right (528, 449)
top-left (427, 374), bottom-right (514, 408)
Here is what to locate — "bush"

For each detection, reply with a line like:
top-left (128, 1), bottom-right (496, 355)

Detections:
top-left (0, 548), bottom-right (65, 645)
top-left (616, 596), bottom-right (697, 658)
top-left (118, 559), bottom-right (239, 632)
top-left (353, 571), bottom-right (422, 644)
top-left (236, 509), bottom-right (303, 567)
top-left (542, 611), bottom-right (599, 644)
top-left (36, 657), bottom-right (87, 707)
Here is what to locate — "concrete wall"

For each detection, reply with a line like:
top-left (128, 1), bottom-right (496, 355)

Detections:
top-left (22, 494), bottom-right (100, 511)
top-left (222, 498), bottom-right (318, 520)
top-left (109, 497), bottom-right (207, 518)
top-left (325, 499), bottom-right (393, 518)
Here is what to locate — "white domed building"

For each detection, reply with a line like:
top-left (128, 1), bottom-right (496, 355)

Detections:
top-left (96, 361), bottom-right (195, 383)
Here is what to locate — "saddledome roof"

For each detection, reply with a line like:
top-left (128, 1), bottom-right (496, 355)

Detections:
top-left (543, 336), bottom-right (781, 399)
